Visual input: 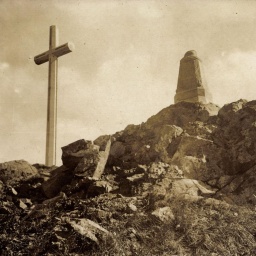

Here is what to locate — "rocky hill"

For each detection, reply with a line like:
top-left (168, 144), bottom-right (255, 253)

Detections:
top-left (0, 99), bottom-right (256, 255)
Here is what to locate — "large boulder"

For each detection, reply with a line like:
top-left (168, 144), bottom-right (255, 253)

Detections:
top-left (42, 165), bottom-right (73, 198)
top-left (74, 139), bottom-right (111, 178)
top-left (61, 138), bottom-right (111, 180)
top-left (61, 139), bottom-right (99, 169)
top-left (0, 160), bottom-right (38, 186)
top-left (170, 134), bottom-right (226, 181)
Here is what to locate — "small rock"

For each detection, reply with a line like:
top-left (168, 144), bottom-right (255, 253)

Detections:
top-left (64, 217), bottom-right (110, 244)
top-left (127, 203), bottom-right (137, 212)
top-left (96, 209), bottom-right (112, 220)
top-left (126, 173), bottom-right (145, 182)
top-left (203, 198), bottom-right (231, 210)
top-left (152, 206), bottom-right (175, 222)
top-left (23, 198), bottom-right (33, 206)
top-left (10, 187), bottom-right (18, 195)
top-left (0, 202), bottom-right (12, 214)
top-left (87, 180), bottom-right (113, 197)
top-left (19, 200), bottom-right (27, 210)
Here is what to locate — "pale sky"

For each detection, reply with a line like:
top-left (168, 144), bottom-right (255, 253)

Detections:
top-left (1, 0), bottom-right (256, 165)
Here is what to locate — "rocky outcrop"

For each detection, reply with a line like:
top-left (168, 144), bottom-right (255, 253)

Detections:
top-left (214, 99), bottom-right (256, 175)
top-left (99, 102), bottom-right (220, 178)
top-left (5, 100), bottom-right (255, 205)
top-left (90, 100), bottom-right (255, 205)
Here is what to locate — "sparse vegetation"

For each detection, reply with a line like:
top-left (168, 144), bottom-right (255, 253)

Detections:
top-left (1, 193), bottom-right (255, 255)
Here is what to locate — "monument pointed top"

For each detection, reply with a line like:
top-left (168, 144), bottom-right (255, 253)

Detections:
top-left (174, 50), bottom-right (210, 104)
top-left (184, 50), bottom-right (197, 57)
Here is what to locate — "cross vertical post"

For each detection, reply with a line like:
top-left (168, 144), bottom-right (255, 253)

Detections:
top-left (34, 25), bottom-right (74, 166)
top-left (46, 25), bottom-right (58, 166)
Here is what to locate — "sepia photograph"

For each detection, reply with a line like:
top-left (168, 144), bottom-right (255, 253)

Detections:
top-left (0, 0), bottom-right (256, 255)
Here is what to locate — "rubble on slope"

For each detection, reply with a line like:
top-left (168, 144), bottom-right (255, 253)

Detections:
top-left (0, 100), bottom-right (256, 255)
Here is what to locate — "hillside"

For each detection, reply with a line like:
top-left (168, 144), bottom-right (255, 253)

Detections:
top-left (0, 99), bottom-right (256, 255)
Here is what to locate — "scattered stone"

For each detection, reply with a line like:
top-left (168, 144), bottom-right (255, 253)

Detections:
top-left (126, 173), bottom-right (145, 182)
top-left (42, 192), bottom-right (67, 207)
top-left (152, 206), bottom-right (175, 222)
top-left (87, 180), bottom-right (113, 197)
top-left (171, 179), bottom-right (215, 197)
top-left (95, 209), bottom-right (112, 221)
top-left (127, 203), bottom-right (137, 213)
top-left (64, 217), bottom-right (110, 244)
top-left (10, 186), bottom-right (18, 195)
top-left (24, 192), bottom-right (67, 220)
top-left (202, 198), bottom-right (231, 210)
top-left (18, 199), bottom-right (27, 210)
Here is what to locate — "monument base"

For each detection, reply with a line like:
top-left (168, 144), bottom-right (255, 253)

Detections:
top-left (174, 87), bottom-right (206, 104)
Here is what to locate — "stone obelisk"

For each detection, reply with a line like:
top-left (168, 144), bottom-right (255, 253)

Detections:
top-left (34, 26), bottom-right (74, 166)
top-left (174, 50), bottom-right (208, 104)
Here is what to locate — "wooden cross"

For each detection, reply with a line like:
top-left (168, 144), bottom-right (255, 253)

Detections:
top-left (34, 25), bottom-right (74, 166)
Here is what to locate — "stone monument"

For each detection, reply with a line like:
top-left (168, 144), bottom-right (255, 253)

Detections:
top-left (34, 25), bottom-right (74, 166)
top-left (174, 50), bottom-right (209, 104)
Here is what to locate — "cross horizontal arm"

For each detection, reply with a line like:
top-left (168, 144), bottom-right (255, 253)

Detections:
top-left (34, 42), bottom-right (75, 65)
top-left (54, 42), bottom-right (75, 59)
